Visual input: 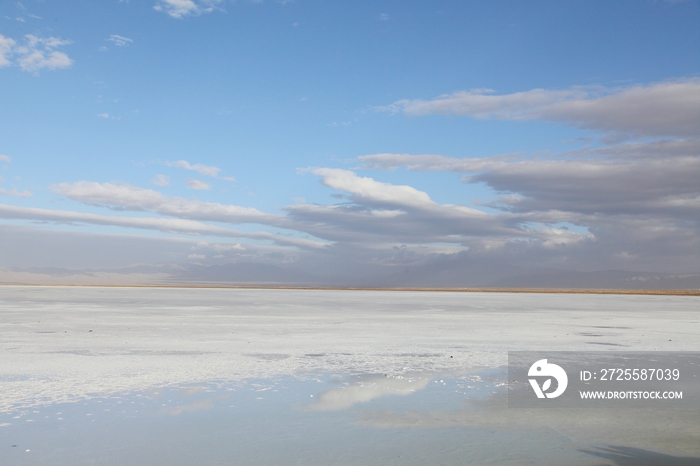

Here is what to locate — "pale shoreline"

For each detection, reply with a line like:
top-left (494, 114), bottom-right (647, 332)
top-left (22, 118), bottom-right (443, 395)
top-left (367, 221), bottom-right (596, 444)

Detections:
top-left (1, 283), bottom-right (699, 296)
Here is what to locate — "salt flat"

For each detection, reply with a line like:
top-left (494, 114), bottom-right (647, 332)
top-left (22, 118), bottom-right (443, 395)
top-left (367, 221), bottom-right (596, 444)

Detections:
top-left (1, 286), bottom-right (698, 412)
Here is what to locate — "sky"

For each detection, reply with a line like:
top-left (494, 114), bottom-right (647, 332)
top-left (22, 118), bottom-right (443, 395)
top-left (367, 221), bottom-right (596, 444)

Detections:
top-left (0, 0), bottom-right (699, 283)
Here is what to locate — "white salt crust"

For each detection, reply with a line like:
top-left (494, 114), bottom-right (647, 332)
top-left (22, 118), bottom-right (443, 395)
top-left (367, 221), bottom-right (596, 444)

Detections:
top-left (0, 286), bottom-right (698, 412)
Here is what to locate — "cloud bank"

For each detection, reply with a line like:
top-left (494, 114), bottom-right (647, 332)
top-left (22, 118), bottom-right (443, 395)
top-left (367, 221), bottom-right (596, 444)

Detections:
top-left (1, 78), bottom-right (698, 284)
top-left (382, 80), bottom-right (700, 139)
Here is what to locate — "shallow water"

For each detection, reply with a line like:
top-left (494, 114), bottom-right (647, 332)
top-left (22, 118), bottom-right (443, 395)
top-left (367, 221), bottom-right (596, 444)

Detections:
top-left (3, 370), bottom-right (700, 465)
top-left (0, 371), bottom-right (608, 465)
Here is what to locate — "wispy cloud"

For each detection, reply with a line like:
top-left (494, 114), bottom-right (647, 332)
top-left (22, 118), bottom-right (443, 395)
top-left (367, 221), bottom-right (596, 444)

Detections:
top-left (0, 203), bottom-right (327, 249)
top-left (0, 155), bottom-right (10, 163)
top-left (96, 113), bottom-right (121, 120)
top-left (381, 79), bottom-right (700, 139)
top-left (0, 187), bottom-right (32, 198)
top-left (107, 35), bottom-right (133, 47)
top-left (153, 0), bottom-right (224, 18)
top-left (166, 160), bottom-right (221, 177)
top-left (151, 174), bottom-right (170, 186)
top-left (0, 35), bottom-right (15, 68)
top-left (184, 178), bottom-right (211, 190)
top-left (51, 181), bottom-right (281, 226)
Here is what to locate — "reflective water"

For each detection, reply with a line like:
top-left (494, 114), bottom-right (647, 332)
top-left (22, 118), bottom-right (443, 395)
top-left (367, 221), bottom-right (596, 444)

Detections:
top-left (4, 370), bottom-right (699, 465)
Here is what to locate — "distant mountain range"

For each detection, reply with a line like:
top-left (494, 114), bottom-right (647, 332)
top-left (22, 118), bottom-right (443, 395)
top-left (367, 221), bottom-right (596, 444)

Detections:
top-left (4, 262), bottom-right (699, 290)
top-left (488, 270), bottom-right (700, 290)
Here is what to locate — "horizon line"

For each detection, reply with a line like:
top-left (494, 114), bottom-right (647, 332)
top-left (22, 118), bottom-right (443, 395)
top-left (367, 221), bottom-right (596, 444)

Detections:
top-left (1, 283), bottom-right (698, 296)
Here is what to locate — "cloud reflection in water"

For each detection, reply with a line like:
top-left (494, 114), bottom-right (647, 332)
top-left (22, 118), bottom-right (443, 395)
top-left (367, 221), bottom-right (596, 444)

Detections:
top-left (310, 375), bottom-right (431, 411)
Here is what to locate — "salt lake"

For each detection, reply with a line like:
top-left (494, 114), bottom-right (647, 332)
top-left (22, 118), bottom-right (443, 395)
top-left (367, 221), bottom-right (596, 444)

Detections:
top-left (1, 286), bottom-right (698, 465)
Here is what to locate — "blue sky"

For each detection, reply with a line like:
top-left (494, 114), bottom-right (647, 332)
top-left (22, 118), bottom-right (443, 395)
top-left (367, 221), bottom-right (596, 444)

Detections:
top-left (1, 0), bottom-right (699, 282)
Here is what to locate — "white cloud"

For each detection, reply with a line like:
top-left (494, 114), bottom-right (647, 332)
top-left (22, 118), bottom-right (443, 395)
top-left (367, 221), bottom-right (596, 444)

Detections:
top-left (0, 204), bottom-right (327, 250)
top-left (153, 0), bottom-right (223, 18)
top-left (285, 169), bottom-right (530, 248)
top-left (383, 79), bottom-right (700, 138)
top-left (0, 34), bottom-right (15, 67)
top-left (97, 113), bottom-right (110, 119)
top-left (107, 35), bottom-right (133, 47)
top-left (188, 254), bottom-right (205, 260)
top-left (0, 155), bottom-right (10, 163)
top-left (0, 187), bottom-right (31, 198)
top-left (311, 168), bottom-right (435, 209)
top-left (50, 181), bottom-right (283, 226)
top-left (166, 160), bottom-right (221, 177)
top-left (14, 34), bottom-right (73, 73)
top-left (151, 174), bottom-right (170, 186)
top-left (185, 179), bottom-right (211, 190)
